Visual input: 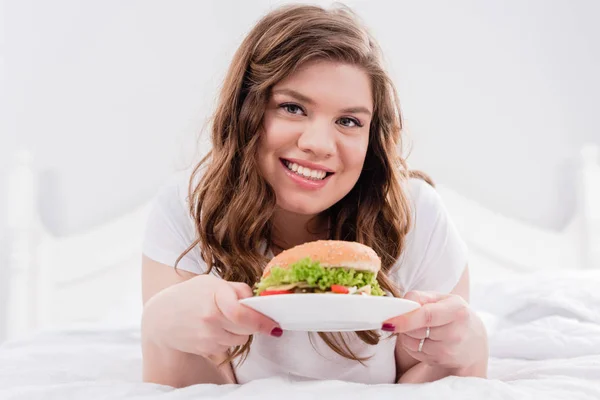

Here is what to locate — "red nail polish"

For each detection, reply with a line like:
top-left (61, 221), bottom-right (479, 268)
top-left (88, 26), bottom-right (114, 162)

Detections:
top-left (382, 323), bottom-right (396, 332)
top-left (270, 327), bottom-right (283, 337)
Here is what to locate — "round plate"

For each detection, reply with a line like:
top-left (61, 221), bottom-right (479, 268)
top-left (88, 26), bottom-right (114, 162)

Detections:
top-left (239, 294), bottom-right (420, 332)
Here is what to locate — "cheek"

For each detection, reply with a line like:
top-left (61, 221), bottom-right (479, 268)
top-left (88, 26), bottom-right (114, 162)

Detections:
top-left (341, 137), bottom-right (370, 174)
top-left (257, 118), bottom-right (299, 178)
top-left (261, 113), bottom-right (298, 149)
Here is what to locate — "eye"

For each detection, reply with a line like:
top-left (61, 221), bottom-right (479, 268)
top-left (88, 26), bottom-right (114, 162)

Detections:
top-left (280, 103), bottom-right (306, 116)
top-left (338, 117), bottom-right (363, 128)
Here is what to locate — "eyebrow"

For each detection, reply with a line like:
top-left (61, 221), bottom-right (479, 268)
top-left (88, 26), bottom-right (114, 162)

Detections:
top-left (272, 88), bottom-right (372, 116)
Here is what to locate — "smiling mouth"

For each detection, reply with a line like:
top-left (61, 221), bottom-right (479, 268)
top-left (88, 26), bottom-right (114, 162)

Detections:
top-left (280, 159), bottom-right (334, 181)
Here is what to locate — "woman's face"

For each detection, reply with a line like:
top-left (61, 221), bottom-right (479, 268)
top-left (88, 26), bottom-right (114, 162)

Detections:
top-left (258, 60), bottom-right (373, 216)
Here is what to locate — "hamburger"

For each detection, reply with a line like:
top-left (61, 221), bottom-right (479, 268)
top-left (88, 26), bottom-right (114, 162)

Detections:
top-left (254, 240), bottom-right (384, 296)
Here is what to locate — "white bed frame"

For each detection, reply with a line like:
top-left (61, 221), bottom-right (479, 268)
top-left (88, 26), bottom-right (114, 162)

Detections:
top-left (2, 145), bottom-right (599, 343)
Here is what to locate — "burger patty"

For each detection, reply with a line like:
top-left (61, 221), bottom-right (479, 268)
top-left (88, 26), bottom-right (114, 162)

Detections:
top-left (264, 283), bottom-right (373, 295)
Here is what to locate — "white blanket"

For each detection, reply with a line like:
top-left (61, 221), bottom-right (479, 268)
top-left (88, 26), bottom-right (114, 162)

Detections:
top-left (2, 270), bottom-right (600, 400)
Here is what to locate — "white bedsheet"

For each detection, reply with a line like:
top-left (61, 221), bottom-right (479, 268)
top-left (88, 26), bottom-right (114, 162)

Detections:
top-left (1, 270), bottom-right (600, 400)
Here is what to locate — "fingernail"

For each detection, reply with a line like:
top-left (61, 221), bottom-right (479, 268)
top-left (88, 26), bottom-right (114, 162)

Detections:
top-left (270, 327), bottom-right (283, 337)
top-left (382, 323), bottom-right (396, 332)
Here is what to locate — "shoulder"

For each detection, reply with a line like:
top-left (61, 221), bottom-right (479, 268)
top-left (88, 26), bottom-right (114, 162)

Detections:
top-left (156, 166), bottom-right (202, 205)
top-left (401, 177), bottom-right (449, 239)
top-left (153, 170), bottom-right (189, 213)
top-left (142, 167), bottom-right (207, 274)
top-left (392, 177), bottom-right (468, 294)
top-left (405, 177), bottom-right (445, 217)
top-left (402, 178), bottom-right (447, 255)
top-left (151, 165), bottom-right (207, 217)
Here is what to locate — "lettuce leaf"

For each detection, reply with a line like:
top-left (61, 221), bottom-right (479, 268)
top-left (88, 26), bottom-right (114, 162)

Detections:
top-left (255, 257), bottom-right (384, 296)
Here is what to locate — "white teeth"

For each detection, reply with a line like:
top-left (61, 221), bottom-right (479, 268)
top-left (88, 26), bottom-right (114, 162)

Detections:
top-left (283, 161), bottom-right (328, 181)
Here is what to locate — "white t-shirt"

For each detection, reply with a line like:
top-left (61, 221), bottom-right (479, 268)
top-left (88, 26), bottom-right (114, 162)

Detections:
top-left (142, 169), bottom-right (469, 384)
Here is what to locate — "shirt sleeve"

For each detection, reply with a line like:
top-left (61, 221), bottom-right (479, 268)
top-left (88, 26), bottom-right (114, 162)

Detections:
top-left (142, 171), bottom-right (207, 274)
top-left (391, 178), bottom-right (469, 295)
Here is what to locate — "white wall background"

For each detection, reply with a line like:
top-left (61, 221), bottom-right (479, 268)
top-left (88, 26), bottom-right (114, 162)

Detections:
top-left (2, 0), bottom-right (599, 237)
top-left (1, 0), bottom-right (600, 343)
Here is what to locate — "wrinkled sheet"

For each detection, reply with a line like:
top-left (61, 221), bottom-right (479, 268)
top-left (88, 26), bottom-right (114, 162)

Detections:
top-left (2, 270), bottom-right (600, 400)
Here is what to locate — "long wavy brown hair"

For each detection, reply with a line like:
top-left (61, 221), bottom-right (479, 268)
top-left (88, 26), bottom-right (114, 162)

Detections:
top-left (175, 3), bottom-right (433, 365)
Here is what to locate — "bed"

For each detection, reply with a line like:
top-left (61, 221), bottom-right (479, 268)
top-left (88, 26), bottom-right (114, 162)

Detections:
top-left (1, 144), bottom-right (599, 399)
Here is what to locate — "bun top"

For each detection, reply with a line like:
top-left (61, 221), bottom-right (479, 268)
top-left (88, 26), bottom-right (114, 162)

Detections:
top-left (263, 240), bottom-right (381, 277)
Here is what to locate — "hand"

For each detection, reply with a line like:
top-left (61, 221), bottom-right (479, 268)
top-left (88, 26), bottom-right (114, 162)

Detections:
top-left (142, 274), bottom-right (281, 358)
top-left (383, 291), bottom-right (488, 372)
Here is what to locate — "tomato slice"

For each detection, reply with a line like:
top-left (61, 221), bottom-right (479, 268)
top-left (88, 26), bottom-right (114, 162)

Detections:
top-left (331, 284), bottom-right (349, 294)
top-left (259, 289), bottom-right (293, 296)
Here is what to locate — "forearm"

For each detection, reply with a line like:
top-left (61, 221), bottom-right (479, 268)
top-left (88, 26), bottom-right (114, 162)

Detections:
top-left (142, 331), bottom-right (237, 387)
top-left (141, 310), bottom-right (235, 387)
top-left (398, 358), bottom-right (488, 384)
top-left (142, 338), bottom-right (236, 387)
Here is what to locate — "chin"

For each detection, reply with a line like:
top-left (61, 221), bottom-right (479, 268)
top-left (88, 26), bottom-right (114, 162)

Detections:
top-left (277, 197), bottom-right (328, 216)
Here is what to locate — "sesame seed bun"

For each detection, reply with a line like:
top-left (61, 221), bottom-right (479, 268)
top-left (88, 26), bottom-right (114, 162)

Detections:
top-left (263, 240), bottom-right (381, 277)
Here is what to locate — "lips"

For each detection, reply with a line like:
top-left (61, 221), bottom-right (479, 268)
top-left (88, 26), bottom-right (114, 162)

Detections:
top-left (279, 158), bottom-right (333, 190)
top-left (280, 158), bottom-right (334, 180)
top-left (282, 160), bottom-right (328, 180)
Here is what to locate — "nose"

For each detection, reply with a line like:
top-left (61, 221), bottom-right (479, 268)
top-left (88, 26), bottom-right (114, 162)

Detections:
top-left (297, 118), bottom-right (336, 158)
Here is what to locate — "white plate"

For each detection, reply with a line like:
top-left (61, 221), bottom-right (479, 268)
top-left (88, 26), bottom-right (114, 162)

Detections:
top-left (239, 294), bottom-right (420, 332)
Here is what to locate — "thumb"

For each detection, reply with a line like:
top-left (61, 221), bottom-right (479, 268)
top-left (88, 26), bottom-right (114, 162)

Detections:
top-left (229, 281), bottom-right (254, 299)
top-left (222, 281), bottom-right (280, 336)
top-left (403, 290), bottom-right (450, 305)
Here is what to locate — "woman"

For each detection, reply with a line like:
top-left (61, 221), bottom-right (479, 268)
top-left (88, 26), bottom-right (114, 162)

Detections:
top-left (141, 3), bottom-right (488, 387)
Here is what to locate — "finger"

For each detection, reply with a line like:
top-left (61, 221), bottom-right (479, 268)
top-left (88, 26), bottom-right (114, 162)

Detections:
top-left (220, 316), bottom-right (265, 336)
top-left (396, 334), bottom-right (431, 364)
top-left (385, 295), bottom-right (469, 332)
top-left (229, 281), bottom-right (254, 299)
top-left (220, 320), bottom-right (254, 335)
top-left (222, 282), bottom-right (267, 334)
top-left (216, 328), bottom-right (250, 348)
top-left (403, 347), bottom-right (439, 366)
top-left (403, 290), bottom-right (452, 305)
top-left (404, 323), bottom-right (462, 342)
top-left (230, 282), bottom-right (281, 335)
top-left (215, 284), bottom-right (279, 336)
top-left (390, 290), bottom-right (454, 332)
top-left (217, 282), bottom-right (258, 335)
top-left (399, 333), bottom-right (447, 356)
